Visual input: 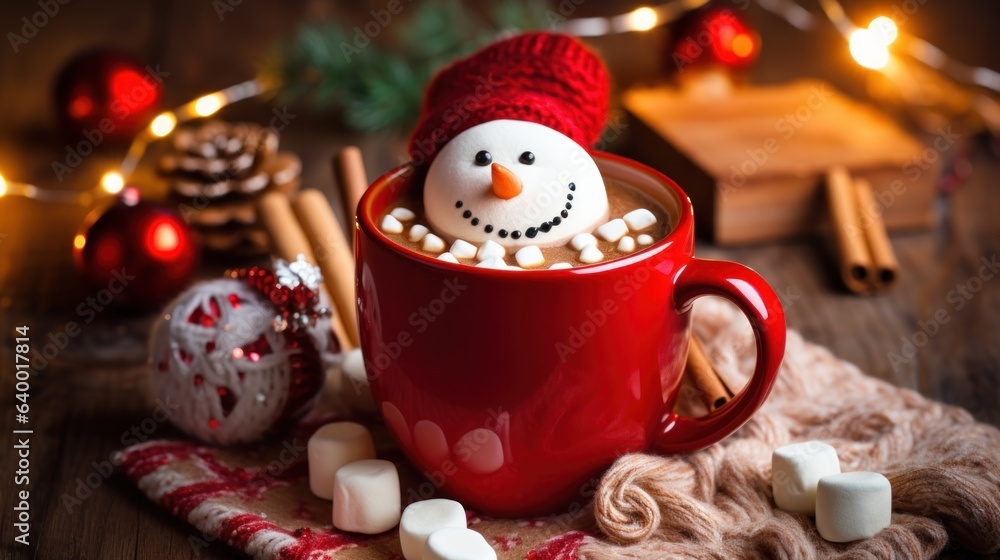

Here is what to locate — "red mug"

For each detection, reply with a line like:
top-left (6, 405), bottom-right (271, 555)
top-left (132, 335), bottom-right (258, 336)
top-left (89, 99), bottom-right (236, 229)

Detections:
top-left (355, 152), bottom-right (785, 516)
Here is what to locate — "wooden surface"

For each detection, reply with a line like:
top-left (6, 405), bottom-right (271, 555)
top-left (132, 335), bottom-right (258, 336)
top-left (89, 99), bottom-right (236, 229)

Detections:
top-left (1, 1), bottom-right (999, 558)
top-left (623, 80), bottom-right (938, 245)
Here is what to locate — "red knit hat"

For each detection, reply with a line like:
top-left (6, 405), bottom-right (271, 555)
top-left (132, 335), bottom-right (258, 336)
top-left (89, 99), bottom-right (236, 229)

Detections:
top-left (408, 32), bottom-right (610, 166)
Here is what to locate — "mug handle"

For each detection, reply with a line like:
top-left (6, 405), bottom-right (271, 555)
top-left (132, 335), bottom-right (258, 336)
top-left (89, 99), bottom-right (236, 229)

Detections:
top-left (653, 258), bottom-right (786, 454)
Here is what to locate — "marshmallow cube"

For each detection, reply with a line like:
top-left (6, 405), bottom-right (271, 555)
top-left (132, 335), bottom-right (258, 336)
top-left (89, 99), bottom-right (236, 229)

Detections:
top-left (391, 207), bottom-right (416, 221)
top-left (816, 472), bottom-right (892, 542)
top-left (437, 252), bottom-right (459, 263)
top-left (772, 441), bottom-right (841, 515)
top-left (617, 236), bottom-right (636, 253)
top-left (424, 527), bottom-right (497, 560)
top-left (595, 219), bottom-right (628, 242)
top-left (333, 459), bottom-right (402, 534)
top-left (569, 233), bottom-right (598, 251)
top-left (579, 245), bottom-right (604, 264)
top-left (637, 234), bottom-right (654, 246)
top-left (381, 215), bottom-right (404, 234)
top-left (399, 499), bottom-right (468, 560)
top-left (422, 234), bottom-right (446, 253)
top-left (340, 349), bottom-right (376, 413)
top-left (449, 239), bottom-right (478, 260)
top-left (475, 255), bottom-right (508, 270)
top-left (408, 224), bottom-right (430, 242)
top-left (623, 208), bottom-right (657, 231)
top-left (476, 240), bottom-right (506, 262)
top-left (549, 262), bottom-right (573, 270)
top-left (515, 245), bottom-right (545, 268)
top-left (308, 422), bottom-right (376, 500)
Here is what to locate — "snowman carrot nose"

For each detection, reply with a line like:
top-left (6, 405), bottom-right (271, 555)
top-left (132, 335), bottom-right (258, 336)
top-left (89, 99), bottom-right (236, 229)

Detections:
top-left (491, 162), bottom-right (523, 200)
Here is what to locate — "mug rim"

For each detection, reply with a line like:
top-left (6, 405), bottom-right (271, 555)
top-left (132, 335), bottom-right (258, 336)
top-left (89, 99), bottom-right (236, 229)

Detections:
top-left (357, 150), bottom-right (695, 277)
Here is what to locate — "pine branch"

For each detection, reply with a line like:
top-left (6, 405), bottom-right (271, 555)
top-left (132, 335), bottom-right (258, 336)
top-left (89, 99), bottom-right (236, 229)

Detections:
top-left (267, 0), bottom-right (547, 133)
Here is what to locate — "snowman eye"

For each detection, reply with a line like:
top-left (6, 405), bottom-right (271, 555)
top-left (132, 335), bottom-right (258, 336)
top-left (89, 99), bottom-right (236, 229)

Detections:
top-left (474, 150), bottom-right (492, 166)
top-left (519, 151), bottom-right (535, 165)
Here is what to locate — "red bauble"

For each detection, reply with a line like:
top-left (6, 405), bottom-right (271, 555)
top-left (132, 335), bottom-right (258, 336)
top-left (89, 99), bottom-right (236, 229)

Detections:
top-left (668, 4), bottom-right (760, 74)
top-left (54, 49), bottom-right (163, 141)
top-left (74, 189), bottom-right (197, 308)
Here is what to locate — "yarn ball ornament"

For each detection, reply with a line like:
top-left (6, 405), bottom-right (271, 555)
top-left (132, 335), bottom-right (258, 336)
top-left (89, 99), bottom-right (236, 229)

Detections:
top-left (150, 258), bottom-right (342, 445)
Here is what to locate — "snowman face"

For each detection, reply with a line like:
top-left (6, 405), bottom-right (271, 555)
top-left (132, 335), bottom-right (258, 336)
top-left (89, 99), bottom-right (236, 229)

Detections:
top-left (424, 120), bottom-right (609, 249)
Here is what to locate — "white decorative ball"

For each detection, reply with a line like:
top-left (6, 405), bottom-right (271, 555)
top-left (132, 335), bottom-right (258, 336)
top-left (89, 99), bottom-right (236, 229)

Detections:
top-left (424, 120), bottom-right (609, 249)
top-left (149, 263), bottom-right (341, 445)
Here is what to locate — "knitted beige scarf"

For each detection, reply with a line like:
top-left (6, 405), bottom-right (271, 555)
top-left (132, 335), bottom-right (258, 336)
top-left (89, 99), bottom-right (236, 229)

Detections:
top-left (585, 299), bottom-right (1000, 559)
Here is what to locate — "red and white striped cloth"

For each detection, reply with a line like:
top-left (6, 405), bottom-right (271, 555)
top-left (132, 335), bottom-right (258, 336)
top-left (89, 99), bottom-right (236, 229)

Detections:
top-left (117, 412), bottom-right (593, 559)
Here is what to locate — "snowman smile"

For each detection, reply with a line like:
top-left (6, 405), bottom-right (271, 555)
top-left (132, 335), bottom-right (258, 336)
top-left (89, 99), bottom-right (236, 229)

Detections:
top-left (454, 182), bottom-right (576, 240)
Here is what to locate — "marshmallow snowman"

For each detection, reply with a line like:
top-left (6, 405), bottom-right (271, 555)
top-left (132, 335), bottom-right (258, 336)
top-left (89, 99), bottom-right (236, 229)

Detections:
top-left (424, 120), bottom-right (609, 249)
top-left (408, 32), bottom-right (611, 250)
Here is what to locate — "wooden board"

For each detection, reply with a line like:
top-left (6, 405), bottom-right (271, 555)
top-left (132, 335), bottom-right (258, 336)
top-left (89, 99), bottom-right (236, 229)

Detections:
top-left (622, 80), bottom-right (939, 245)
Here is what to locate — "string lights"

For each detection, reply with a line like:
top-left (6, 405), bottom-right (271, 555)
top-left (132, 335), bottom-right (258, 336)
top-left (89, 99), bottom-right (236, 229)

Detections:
top-left (559, 0), bottom-right (710, 37)
top-left (0, 78), bottom-right (267, 206)
top-left (3, 1), bottom-right (996, 207)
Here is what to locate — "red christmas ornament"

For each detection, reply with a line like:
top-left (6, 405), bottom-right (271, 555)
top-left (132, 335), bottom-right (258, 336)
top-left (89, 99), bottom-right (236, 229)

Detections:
top-left (668, 4), bottom-right (760, 74)
top-left (74, 188), bottom-right (197, 308)
top-left (54, 49), bottom-right (163, 141)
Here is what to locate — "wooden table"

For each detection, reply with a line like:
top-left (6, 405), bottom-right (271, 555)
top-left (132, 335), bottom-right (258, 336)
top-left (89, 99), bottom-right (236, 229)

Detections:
top-left (1, 1), bottom-right (998, 558)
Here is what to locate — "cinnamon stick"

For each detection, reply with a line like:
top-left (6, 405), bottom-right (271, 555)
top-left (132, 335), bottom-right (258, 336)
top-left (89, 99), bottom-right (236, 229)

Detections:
top-left (292, 189), bottom-right (360, 347)
top-left (853, 178), bottom-right (899, 290)
top-left (332, 146), bottom-right (369, 241)
top-left (685, 334), bottom-right (733, 412)
top-left (257, 190), bottom-right (354, 350)
top-left (825, 166), bottom-right (875, 294)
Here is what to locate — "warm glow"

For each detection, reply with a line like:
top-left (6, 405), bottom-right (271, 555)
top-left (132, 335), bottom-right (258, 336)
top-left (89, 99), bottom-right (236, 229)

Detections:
top-left (101, 171), bottom-right (124, 194)
top-left (0, 174), bottom-right (6, 197)
top-left (626, 7), bottom-right (658, 31)
top-left (868, 16), bottom-right (898, 45)
top-left (194, 93), bottom-right (225, 117)
top-left (849, 28), bottom-right (890, 69)
top-left (150, 112), bottom-right (177, 137)
top-left (151, 220), bottom-right (181, 253)
top-left (731, 33), bottom-right (754, 58)
top-left (73, 234), bottom-right (87, 249)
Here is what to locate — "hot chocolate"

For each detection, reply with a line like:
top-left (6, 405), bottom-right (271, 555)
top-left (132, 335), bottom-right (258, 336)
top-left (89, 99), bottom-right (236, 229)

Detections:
top-left (378, 178), bottom-right (671, 270)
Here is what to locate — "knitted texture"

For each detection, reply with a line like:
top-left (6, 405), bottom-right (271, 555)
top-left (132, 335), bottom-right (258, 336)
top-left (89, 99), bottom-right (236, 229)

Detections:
top-left (408, 32), bottom-right (610, 165)
top-left (586, 298), bottom-right (1000, 559)
top-left (121, 299), bottom-right (1000, 558)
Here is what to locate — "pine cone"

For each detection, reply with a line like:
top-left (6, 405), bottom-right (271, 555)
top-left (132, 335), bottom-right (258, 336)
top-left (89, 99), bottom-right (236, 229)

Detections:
top-left (160, 120), bottom-right (301, 255)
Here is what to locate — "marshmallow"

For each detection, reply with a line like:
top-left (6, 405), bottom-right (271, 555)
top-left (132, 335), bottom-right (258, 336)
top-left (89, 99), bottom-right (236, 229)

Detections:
top-left (333, 459), bottom-right (401, 534)
top-left (308, 422), bottom-right (376, 500)
top-left (475, 255), bottom-right (508, 270)
top-left (422, 234), bottom-right (446, 253)
top-left (424, 527), bottom-right (497, 560)
top-left (637, 234), bottom-right (654, 246)
top-left (515, 245), bottom-right (545, 268)
top-left (449, 239), bottom-right (478, 260)
top-left (381, 215), bottom-right (404, 234)
top-left (595, 219), bottom-right (628, 242)
top-left (569, 233), bottom-right (598, 251)
top-left (549, 262), bottom-right (573, 270)
top-left (437, 252), bottom-right (459, 263)
top-left (408, 224), bottom-right (429, 242)
top-left (815, 472), bottom-right (892, 543)
top-left (476, 240), bottom-right (506, 262)
top-left (623, 208), bottom-right (657, 231)
top-left (772, 441), bottom-right (841, 515)
top-left (339, 349), bottom-right (376, 413)
top-left (579, 245), bottom-right (604, 264)
top-left (399, 499), bottom-right (468, 560)
top-left (391, 207), bottom-right (416, 221)
top-left (617, 236), bottom-right (636, 253)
